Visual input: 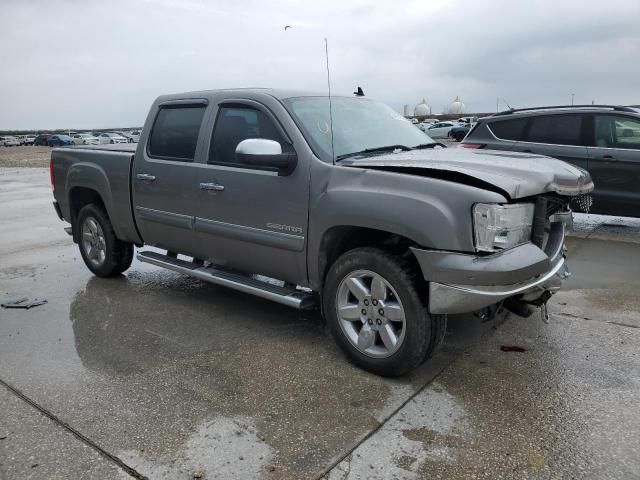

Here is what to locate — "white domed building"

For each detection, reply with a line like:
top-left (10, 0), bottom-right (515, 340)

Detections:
top-left (447, 96), bottom-right (466, 115)
top-left (414, 99), bottom-right (431, 117)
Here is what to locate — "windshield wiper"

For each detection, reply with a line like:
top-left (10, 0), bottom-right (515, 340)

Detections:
top-left (336, 145), bottom-right (411, 161)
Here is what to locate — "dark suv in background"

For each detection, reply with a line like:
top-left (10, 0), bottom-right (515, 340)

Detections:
top-left (462, 106), bottom-right (640, 218)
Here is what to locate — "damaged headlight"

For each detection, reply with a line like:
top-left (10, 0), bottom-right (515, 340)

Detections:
top-left (473, 203), bottom-right (535, 252)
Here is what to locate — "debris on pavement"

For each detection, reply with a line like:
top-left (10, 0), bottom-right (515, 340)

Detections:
top-left (1, 298), bottom-right (48, 309)
top-left (500, 345), bottom-right (527, 353)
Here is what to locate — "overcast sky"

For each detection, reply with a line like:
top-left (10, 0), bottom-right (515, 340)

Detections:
top-left (1, 0), bottom-right (639, 129)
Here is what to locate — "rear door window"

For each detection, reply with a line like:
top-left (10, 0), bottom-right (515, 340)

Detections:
top-left (524, 114), bottom-right (583, 146)
top-left (594, 115), bottom-right (640, 150)
top-left (488, 118), bottom-right (528, 140)
top-left (148, 105), bottom-right (206, 161)
top-left (208, 106), bottom-right (284, 166)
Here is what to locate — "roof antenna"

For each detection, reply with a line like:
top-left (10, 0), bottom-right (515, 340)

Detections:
top-left (324, 38), bottom-right (336, 164)
top-left (354, 86), bottom-right (365, 97)
top-left (500, 97), bottom-right (513, 110)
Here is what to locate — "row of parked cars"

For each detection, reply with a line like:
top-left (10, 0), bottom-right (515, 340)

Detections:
top-left (414, 117), bottom-right (478, 141)
top-left (0, 131), bottom-right (141, 147)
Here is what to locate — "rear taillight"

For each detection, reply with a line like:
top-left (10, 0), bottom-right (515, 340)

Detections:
top-left (50, 158), bottom-right (55, 192)
top-left (461, 143), bottom-right (485, 149)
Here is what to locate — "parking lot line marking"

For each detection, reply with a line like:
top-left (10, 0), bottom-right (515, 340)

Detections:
top-left (0, 378), bottom-right (149, 480)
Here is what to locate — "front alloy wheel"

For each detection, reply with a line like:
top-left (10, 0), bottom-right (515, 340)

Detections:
top-left (324, 247), bottom-right (447, 377)
top-left (336, 270), bottom-right (406, 358)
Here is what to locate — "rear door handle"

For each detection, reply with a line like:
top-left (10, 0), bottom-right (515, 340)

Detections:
top-left (200, 182), bottom-right (225, 192)
top-left (602, 155), bottom-right (617, 162)
top-left (136, 173), bottom-right (156, 182)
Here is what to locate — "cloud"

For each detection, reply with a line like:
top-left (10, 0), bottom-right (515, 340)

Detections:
top-left (0, 0), bottom-right (638, 129)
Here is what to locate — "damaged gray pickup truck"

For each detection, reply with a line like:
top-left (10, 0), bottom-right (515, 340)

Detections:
top-left (51, 89), bottom-right (594, 376)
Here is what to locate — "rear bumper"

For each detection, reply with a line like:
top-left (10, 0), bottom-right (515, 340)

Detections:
top-left (412, 221), bottom-right (569, 314)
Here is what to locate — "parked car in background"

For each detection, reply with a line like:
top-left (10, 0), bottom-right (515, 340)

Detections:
top-left (115, 131), bottom-right (140, 143)
top-left (47, 135), bottom-right (73, 147)
top-left (448, 125), bottom-right (470, 142)
top-left (462, 105), bottom-right (640, 217)
top-left (1, 136), bottom-right (20, 147)
top-left (456, 116), bottom-right (478, 126)
top-left (98, 132), bottom-right (128, 144)
top-left (424, 121), bottom-right (457, 138)
top-left (33, 134), bottom-right (50, 146)
top-left (126, 130), bottom-right (141, 143)
top-left (417, 119), bottom-right (438, 132)
top-left (72, 133), bottom-right (100, 145)
top-left (22, 135), bottom-right (37, 145)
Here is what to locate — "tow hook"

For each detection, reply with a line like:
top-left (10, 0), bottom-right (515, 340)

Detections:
top-left (526, 290), bottom-right (553, 324)
top-left (505, 290), bottom-right (554, 323)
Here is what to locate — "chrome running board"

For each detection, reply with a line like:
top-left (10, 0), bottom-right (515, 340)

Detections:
top-left (137, 251), bottom-right (317, 310)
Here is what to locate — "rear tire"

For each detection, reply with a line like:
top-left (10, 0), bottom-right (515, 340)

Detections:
top-left (77, 204), bottom-right (134, 277)
top-left (454, 131), bottom-right (466, 142)
top-left (323, 247), bottom-right (446, 377)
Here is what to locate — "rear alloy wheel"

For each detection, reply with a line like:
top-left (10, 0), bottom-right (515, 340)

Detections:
top-left (324, 247), bottom-right (446, 377)
top-left (77, 204), bottom-right (134, 277)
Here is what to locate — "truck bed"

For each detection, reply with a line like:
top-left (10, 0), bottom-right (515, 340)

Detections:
top-left (51, 145), bottom-right (142, 245)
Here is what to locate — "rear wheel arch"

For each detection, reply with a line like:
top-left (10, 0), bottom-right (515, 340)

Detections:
top-left (68, 187), bottom-right (108, 242)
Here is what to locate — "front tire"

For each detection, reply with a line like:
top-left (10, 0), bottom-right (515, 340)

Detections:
top-left (323, 247), bottom-right (446, 377)
top-left (77, 204), bottom-right (134, 277)
top-left (454, 131), bottom-right (466, 142)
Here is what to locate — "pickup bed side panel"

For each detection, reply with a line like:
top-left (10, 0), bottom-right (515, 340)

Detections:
top-left (53, 148), bottom-right (141, 244)
top-left (306, 159), bottom-right (507, 290)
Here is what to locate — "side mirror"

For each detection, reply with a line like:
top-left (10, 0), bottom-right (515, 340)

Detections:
top-left (235, 139), bottom-right (297, 176)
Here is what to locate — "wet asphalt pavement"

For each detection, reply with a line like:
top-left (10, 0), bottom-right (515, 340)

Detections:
top-left (1, 168), bottom-right (639, 480)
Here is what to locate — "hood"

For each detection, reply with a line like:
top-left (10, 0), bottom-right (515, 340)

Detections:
top-left (339, 147), bottom-right (594, 199)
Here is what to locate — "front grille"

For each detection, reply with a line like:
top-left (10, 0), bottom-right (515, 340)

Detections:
top-left (532, 195), bottom-right (571, 248)
top-left (531, 197), bottom-right (548, 247)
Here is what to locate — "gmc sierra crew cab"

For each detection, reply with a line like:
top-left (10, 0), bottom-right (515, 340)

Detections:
top-left (51, 88), bottom-right (594, 376)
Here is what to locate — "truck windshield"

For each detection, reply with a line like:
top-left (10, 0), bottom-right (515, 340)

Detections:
top-left (283, 96), bottom-right (435, 162)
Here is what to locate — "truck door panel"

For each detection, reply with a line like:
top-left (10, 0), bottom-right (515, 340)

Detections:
top-left (192, 101), bottom-right (310, 284)
top-left (132, 101), bottom-right (208, 256)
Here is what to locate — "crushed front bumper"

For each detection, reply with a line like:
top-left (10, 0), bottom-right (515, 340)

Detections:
top-left (412, 221), bottom-right (569, 315)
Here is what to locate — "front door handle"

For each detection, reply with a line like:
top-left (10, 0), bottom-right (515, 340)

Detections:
top-left (522, 149), bottom-right (532, 153)
top-left (136, 173), bottom-right (156, 182)
top-left (602, 155), bottom-right (618, 162)
top-left (200, 182), bottom-right (225, 192)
